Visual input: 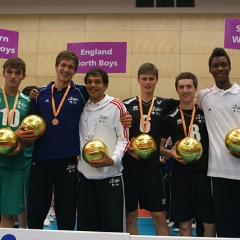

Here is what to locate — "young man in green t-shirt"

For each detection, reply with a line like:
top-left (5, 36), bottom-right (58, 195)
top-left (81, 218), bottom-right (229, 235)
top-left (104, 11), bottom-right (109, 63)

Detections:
top-left (0, 58), bottom-right (37, 228)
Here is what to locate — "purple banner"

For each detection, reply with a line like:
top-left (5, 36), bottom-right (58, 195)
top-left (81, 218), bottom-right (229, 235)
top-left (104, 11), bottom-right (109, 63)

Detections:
top-left (0, 28), bottom-right (19, 59)
top-left (67, 42), bottom-right (127, 73)
top-left (224, 18), bottom-right (240, 50)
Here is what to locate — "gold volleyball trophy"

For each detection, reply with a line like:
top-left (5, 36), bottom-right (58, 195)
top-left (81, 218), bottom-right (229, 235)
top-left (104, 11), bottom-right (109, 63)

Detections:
top-left (177, 137), bottom-right (203, 163)
top-left (0, 128), bottom-right (18, 155)
top-left (82, 140), bottom-right (109, 162)
top-left (21, 114), bottom-right (46, 138)
top-left (131, 134), bottom-right (157, 159)
top-left (225, 128), bottom-right (240, 153)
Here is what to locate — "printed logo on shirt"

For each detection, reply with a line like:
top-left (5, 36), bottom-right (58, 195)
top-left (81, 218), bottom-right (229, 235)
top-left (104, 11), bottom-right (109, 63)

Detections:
top-left (98, 115), bottom-right (108, 123)
top-left (152, 106), bottom-right (161, 115)
top-left (195, 114), bottom-right (205, 123)
top-left (17, 100), bottom-right (28, 111)
top-left (109, 178), bottom-right (120, 187)
top-left (177, 119), bottom-right (182, 125)
top-left (156, 100), bottom-right (163, 105)
top-left (208, 108), bottom-right (212, 111)
top-left (231, 104), bottom-right (240, 113)
top-left (133, 106), bottom-right (138, 111)
top-left (162, 198), bottom-right (166, 205)
top-left (66, 164), bottom-right (76, 173)
top-left (68, 96), bottom-right (79, 104)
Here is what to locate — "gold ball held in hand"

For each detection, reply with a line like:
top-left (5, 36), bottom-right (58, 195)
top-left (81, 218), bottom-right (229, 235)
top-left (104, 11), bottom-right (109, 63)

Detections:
top-left (131, 134), bottom-right (157, 159)
top-left (21, 114), bottom-right (46, 138)
top-left (82, 140), bottom-right (109, 162)
top-left (225, 128), bottom-right (240, 153)
top-left (0, 128), bottom-right (18, 155)
top-left (177, 137), bottom-right (203, 163)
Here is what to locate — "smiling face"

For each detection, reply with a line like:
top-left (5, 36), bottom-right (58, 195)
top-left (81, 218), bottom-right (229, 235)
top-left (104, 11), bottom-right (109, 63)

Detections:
top-left (85, 74), bottom-right (108, 103)
top-left (209, 56), bottom-right (231, 88)
top-left (176, 78), bottom-right (197, 105)
top-left (55, 59), bottom-right (76, 86)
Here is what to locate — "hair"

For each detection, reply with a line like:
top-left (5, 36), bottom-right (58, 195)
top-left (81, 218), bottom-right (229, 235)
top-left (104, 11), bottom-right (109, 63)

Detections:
top-left (3, 58), bottom-right (26, 74)
top-left (175, 72), bottom-right (198, 89)
top-left (22, 85), bottom-right (37, 96)
top-left (137, 62), bottom-right (158, 78)
top-left (55, 50), bottom-right (79, 72)
top-left (208, 48), bottom-right (231, 68)
top-left (84, 68), bottom-right (109, 85)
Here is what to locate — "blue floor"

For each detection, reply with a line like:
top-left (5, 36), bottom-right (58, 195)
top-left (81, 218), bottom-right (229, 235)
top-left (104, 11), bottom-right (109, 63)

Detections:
top-left (44, 217), bottom-right (189, 236)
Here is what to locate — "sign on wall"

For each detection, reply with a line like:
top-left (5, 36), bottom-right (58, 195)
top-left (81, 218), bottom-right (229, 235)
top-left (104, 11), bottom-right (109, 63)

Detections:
top-left (0, 28), bottom-right (19, 59)
top-left (224, 18), bottom-right (240, 50)
top-left (67, 42), bottom-right (127, 73)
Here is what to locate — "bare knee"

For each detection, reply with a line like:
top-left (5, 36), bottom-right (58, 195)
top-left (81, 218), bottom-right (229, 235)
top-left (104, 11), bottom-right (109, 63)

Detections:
top-left (1, 214), bottom-right (14, 228)
top-left (126, 210), bottom-right (138, 225)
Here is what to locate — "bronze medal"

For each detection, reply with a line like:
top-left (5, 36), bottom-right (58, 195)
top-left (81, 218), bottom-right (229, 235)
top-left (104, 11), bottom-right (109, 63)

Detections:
top-left (52, 118), bottom-right (59, 125)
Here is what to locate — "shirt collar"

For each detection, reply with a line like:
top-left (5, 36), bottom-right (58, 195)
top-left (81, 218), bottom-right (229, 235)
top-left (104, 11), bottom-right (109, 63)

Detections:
top-left (213, 82), bottom-right (239, 94)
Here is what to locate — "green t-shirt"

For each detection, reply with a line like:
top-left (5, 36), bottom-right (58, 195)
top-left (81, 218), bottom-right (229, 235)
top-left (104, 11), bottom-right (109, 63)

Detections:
top-left (0, 89), bottom-right (30, 170)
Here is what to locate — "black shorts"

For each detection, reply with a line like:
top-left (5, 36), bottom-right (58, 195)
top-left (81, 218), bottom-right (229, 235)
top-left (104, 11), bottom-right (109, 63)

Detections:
top-left (170, 170), bottom-right (214, 223)
top-left (212, 177), bottom-right (240, 238)
top-left (123, 165), bottom-right (166, 212)
top-left (77, 172), bottom-right (125, 232)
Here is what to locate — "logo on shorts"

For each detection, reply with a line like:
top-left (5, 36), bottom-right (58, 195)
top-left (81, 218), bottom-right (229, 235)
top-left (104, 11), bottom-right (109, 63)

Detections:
top-left (66, 164), bottom-right (76, 173)
top-left (109, 178), bottom-right (120, 187)
top-left (162, 198), bottom-right (166, 205)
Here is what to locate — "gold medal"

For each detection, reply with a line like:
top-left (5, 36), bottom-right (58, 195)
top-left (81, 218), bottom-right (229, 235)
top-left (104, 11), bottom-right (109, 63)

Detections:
top-left (52, 118), bottom-right (59, 125)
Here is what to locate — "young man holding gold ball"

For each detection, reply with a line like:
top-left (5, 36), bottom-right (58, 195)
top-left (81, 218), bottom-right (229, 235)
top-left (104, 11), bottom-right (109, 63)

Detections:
top-left (122, 63), bottom-right (179, 236)
top-left (0, 58), bottom-right (37, 228)
top-left (27, 51), bottom-right (132, 230)
top-left (196, 48), bottom-right (240, 238)
top-left (160, 72), bottom-right (215, 237)
top-left (77, 68), bottom-right (128, 232)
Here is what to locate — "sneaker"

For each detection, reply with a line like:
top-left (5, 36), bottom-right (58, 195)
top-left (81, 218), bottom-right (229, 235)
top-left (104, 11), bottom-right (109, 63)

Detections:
top-left (173, 228), bottom-right (180, 232)
top-left (44, 218), bottom-right (50, 227)
top-left (48, 215), bottom-right (54, 223)
top-left (168, 222), bottom-right (174, 227)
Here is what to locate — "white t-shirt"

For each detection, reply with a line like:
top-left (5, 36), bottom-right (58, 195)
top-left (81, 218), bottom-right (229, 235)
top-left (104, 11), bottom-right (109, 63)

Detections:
top-left (196, 82), bottom-right (240, 180)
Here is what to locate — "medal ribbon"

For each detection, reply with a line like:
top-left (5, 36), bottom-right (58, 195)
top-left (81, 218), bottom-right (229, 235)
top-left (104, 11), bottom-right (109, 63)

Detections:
top-left (139, 96), bottom-right (155, 133)
top-left (86, 109), bottom-right (102, 141)
top-left (179, 104), bottom-right (196, 137)
top-left (1, 86), bottom-right (19, 126)
top-left (51, 83), bottom-right (70, 120)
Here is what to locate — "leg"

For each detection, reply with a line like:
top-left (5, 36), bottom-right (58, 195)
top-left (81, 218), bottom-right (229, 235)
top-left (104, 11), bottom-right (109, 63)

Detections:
top-left (126, 210), bottom-right (139, 235)
top-left (77, 172), bottom-right (100, 231)
top-left (203, 223), bottom-right (215, 237)
top-left (180, 220), bottom-right (192, 236)
top-left (27, 160), bottom-right (54, 229)
top-left (0, 215), bottom-right (14, 228)
top-left (212, 177), bottom-right (235, 237)
top-left (122, 165), bottom-right (140, 234)
top-left (151, 211), bottom-right (170, 236)
top-left (100, 176), bottom-right (125, 232)
top-left (54, 157), bottom-right (77, 230)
